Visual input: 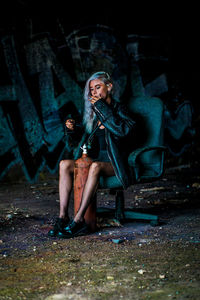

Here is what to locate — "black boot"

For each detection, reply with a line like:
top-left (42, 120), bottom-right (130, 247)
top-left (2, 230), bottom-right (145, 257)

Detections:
top-left (57, 220), bottom-right (89, 239)
top-left (48, 217), bottom-right (70, 237)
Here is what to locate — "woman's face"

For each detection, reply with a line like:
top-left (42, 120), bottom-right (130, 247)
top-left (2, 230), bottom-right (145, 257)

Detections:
top-left (89, 79), bottom-right (111, 99)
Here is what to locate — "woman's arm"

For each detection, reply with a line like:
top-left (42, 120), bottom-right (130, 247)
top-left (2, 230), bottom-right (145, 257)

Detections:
top-left (64, 119), bottom-right (84, 153)
top-left (92, 99), bottom-right (135, 137)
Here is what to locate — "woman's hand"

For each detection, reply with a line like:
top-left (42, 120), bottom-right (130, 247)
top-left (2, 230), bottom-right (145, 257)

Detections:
top-left (65, 119), bottom-right (75, 131)
top-left (88, 95), bottom-right (102, 104)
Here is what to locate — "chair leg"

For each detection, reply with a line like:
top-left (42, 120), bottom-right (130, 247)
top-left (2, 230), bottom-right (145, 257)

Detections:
top-left (96, 190), bottom-right (125, 220)
top-left (115, 190), bottom-right (125, 221)
top-left (124, 211), bottom-right (159, 226)
top-left (97, 190), bottom-right (159, 226)
top-left (116, 191), bottom-right (159, 226)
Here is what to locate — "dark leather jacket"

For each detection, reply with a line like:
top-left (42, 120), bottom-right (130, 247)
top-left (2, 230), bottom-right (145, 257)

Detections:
top-left (69, 98), bottom-right (136, 189)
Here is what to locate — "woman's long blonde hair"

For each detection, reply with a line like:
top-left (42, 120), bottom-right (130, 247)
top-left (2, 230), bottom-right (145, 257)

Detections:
top-left (83, 71), bottom-right (113, 133)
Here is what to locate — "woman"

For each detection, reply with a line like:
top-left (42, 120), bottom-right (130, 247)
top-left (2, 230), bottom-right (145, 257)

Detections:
top-left (48, 71), bottom-right (135, 238)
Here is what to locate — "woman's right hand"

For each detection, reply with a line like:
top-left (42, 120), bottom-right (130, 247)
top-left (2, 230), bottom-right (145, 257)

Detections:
top-left (65, 119), bottom-right (75, 131)
top-left (88, 93), bottom-right (102, 105)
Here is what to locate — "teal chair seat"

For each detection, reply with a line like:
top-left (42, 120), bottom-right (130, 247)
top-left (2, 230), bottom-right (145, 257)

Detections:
top-left (99, 176), bottom-right (122, 189)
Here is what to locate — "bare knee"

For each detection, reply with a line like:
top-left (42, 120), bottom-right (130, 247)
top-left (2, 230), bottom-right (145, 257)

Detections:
top-left (89, 162), bottom-right (102, 176)
top-left (59, 160), bottom-right (74, 174)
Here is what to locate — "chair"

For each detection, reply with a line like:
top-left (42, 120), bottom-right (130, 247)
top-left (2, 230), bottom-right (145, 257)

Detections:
top-left (97, 95), bottom-right (166, 226)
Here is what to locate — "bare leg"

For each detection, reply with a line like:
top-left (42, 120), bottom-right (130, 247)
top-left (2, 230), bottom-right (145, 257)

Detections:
top-left (74, 161), bottom-right (115, 223)
top-left (59, 159), bottom-right (75, 220)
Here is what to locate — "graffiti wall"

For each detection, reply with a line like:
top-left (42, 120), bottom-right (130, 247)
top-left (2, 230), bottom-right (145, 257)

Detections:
top-left (0, 21), bottom-right (173, 182)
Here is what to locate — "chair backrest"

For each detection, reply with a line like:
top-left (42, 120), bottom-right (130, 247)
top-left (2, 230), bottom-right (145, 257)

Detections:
top-left (128, 95), bottom-right (165, 181)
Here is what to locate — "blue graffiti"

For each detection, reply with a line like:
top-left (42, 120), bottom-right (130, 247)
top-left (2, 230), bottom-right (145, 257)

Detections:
top-left (0, 24), bottom-right (194, 182)
top-left (0, 25), bottom-right (130, 182)
top-left (0, 34), bottom-right (83, 182)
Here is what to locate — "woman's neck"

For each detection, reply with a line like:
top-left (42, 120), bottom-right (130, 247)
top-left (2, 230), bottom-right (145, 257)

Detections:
top-left (105, 96), bottom-right (112, 105)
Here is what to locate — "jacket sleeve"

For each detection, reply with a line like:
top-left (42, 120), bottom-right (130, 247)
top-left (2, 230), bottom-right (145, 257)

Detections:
top-left (92, 99), bottom-right (136, 137)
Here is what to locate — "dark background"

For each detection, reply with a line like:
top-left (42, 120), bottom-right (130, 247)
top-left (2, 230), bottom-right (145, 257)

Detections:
top-left (0, 1), bottom-right (199, 182)
top-left (1, 1), bottom-right (199, 101)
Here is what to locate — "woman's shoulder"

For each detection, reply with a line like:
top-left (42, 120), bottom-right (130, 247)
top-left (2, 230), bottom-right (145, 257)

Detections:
top-left (111, 99), bottom-right (129, 111)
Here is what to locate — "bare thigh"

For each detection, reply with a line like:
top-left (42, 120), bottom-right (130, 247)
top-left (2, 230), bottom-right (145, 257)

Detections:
top-left (95, 161), bottom-right (115, 177)
top-left (59, 159), bottom-right (75, 174)
top-left (60, 160), bottom-right (114, 177)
